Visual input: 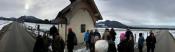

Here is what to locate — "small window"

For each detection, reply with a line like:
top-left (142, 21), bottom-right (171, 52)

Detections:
top-left (81, 24), bottom-right (86, 33)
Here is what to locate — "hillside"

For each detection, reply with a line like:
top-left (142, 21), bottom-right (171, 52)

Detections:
top-left (0, 17), bottom-right (16, 21)
top-left (96, 20), bottom-right (175, 30)
top-left (17, 16), bottom-right (43, 23)
top-left (96, 20), bottom-right (129, 28)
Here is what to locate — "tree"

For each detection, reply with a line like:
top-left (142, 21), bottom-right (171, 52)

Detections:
top-left (44, 19), bottom-right (50, 24)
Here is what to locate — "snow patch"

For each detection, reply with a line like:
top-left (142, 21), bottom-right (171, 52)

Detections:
top-left (169, 30), bottom-right (175, 38)
top-left (0, 20), bottom-right (12, 30)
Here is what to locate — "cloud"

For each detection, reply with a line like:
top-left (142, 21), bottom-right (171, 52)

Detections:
top-left (95, 0), bottom-right (175, 25)
top-left (0, 0), bottom-right (26, 18)
top-left (0, 0), bottom-right (175, 26)
top-left (0, 0), bottom-right (70, 20)
top-left (24, 0), bottom-right (70, 20)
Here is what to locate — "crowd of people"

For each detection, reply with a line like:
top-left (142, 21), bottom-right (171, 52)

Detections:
top-left (33, 25), bottom-right (157, 52)
top-left (33, 25), bottom-right (77, 52)
top-left (94, 28), bottom-right (156, 52)
top-left (84, 28), bottom-right (117, 52)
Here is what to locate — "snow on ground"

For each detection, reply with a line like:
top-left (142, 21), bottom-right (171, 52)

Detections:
top-left (24, 22), bottom-right (56, 38)
top-left (169, 30), bottom-right (175, 39)
top-left (73, 48), bottom-right (90, 52)
top-left (0, 20), bottom-right (12, 30)
top-left (24, 22), bottom-right (58, 34)
top-left (24, 22), bottom-right (58, 31)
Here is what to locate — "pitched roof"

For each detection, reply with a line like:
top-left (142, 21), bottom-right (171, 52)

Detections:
top-left (55, 0), bottom-right (103, 20)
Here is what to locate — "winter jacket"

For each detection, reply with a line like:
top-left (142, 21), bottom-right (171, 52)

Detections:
top-left (102, 31), bottom-right (110, 40)
top-left (120, 32), bottom-right (126, 42)
top-left (125, 31), bottom-right (134, 52)
top-left (94, 32), bottom-right (101, 39)
top-left (146, 36), bottom-right (156, 48)
top-left (138, 36), bottom-right (145, 47)
top-left (118, 40), bottom-right (128, 52)
top-left (90, 32), bottom-right (95, 44)
top-left (49, 26), bottom-right (58, 39)
top-left (33, 36), bottom-right (45, 52)
top-left (107, 40), bottom-right (117, 52)
top-left (67, 31), bottom-right (77, 49)
top-left (52, 36), bottom-right (65, 52)
top-left (84, 32), bottom-right (89, 42)
top-left (125, 31), bottom-right (133, 40)
top-left (110, 30), bottom-right (116, 41)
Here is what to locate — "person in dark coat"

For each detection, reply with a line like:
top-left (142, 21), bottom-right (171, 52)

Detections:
top-left (89, 30), bottom-right (95, 52)
top-left (94, 29), bottom-right (101, 40)
top-left (125, 28), bottom-right (134, 52)
top-left (33, 35), bottom-right (45, 52)
top-left (110, 28), bottom-right (116, 41)
top-left (101, 29), bottom-right (117, 52)
top-left (118, 40), bottom-right (128, 52)
top-left (146, 32), bottom-right (156, 52)
top-left (52, 32), bottom-right (65, 52)
top-left (50, 25), bottom-right (58, 40)
top-left (43, 33), bottom-right (52, 52)
top-left (138, 33), bottom-right (145, 52)
top-left (107, 34), bottom-right (117, 52)
top-left (118, 32), bottom-right (127, 52)
top-left (67, 28), bottom-right (77, 52)
top-left (125, 28), bottom-right (133, 40)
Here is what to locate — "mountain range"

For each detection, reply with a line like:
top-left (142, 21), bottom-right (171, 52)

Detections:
top-left (96, 20), bottom-right (175, 30)
top-left (1, 16), bottom-right (175, 30)
top-left (0, 17), bottom-right (16, 21)
top-left (0, 16), bottom-right (53, 24)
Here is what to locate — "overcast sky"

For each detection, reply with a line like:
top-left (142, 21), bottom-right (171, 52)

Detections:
top-left (0, 0), bottom-right (175, 26)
